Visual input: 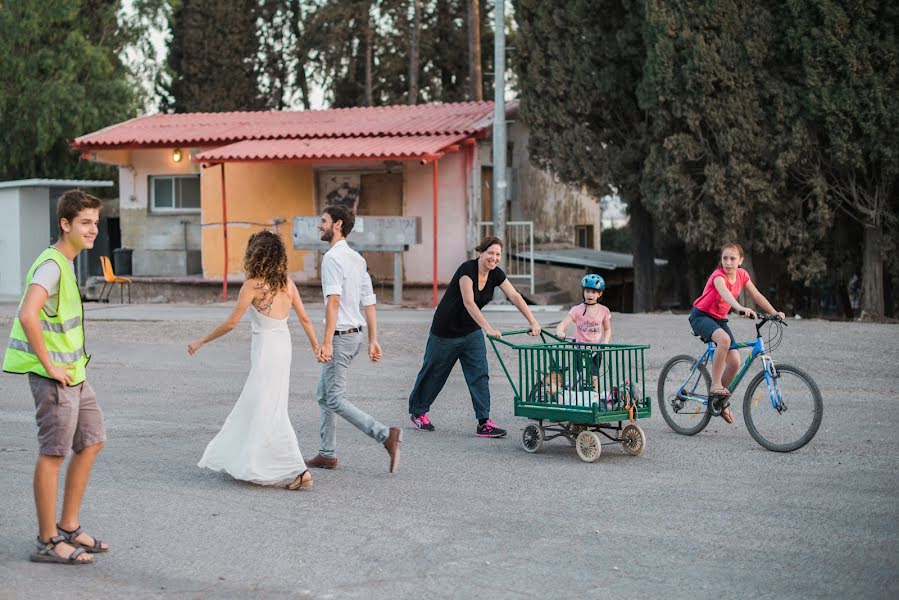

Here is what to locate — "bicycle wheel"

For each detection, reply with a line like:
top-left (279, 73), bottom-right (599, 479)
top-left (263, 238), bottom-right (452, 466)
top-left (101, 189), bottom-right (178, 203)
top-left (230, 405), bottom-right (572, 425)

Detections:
top-left (743, 364), bottom-right (823, 452)
top-left (658, 355), bottom-right (712, 436)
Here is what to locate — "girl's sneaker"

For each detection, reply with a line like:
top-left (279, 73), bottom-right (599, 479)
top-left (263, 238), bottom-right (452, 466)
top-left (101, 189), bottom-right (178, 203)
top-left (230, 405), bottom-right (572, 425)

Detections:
top-left (476, 419), bottom-right (507, 438)
top-left (410, 413), bottom-right (435, 431)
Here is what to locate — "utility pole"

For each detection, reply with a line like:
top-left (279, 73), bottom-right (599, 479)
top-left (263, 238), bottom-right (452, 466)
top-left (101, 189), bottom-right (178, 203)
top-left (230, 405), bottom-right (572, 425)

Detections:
top-left (491, 0), bottom-right (506, 270)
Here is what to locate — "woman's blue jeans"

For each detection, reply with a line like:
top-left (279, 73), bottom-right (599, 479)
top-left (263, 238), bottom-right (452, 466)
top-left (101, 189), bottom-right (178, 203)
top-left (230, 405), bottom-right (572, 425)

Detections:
top-left (407, 330), bottom-right (491, 420)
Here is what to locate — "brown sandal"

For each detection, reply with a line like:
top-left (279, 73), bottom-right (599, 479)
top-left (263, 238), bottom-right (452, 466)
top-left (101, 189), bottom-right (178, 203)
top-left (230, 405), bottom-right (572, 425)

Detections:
top-left (29, 535), bottom-right (94, 565)
top-left (721, 406), bottom-right (735, 424)
top-left (57, 524), bottom-right (108, 553)
top-left (287, 469), bottom-right (313, 490)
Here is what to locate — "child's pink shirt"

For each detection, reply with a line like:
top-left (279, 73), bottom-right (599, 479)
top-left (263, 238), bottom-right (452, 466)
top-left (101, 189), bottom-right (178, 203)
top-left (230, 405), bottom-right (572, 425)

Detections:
top-left (568, 303), bottom-right (611, 343)
top-left (693, 267), bottom-right (751, 319)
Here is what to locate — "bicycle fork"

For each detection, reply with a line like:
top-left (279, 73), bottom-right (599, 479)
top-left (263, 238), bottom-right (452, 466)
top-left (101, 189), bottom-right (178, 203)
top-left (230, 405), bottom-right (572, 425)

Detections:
top-left (760, 355), bottom-right (786, 413)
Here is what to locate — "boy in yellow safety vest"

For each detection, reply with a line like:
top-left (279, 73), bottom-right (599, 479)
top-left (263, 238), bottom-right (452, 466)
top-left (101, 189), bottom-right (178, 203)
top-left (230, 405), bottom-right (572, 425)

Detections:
top-left (3, 190), bottom-right (109, 565)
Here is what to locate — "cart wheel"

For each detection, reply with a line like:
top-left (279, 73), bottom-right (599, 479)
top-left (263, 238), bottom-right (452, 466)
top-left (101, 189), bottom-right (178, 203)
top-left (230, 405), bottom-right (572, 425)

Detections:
top-left (521, 424), bottom-right (545, 453)
top-left (575, 431), bottom-right (602, 463)
top-left (567, 423), bottom-right (587, 446)
top-left (621, 424), bottom-right (646, 457)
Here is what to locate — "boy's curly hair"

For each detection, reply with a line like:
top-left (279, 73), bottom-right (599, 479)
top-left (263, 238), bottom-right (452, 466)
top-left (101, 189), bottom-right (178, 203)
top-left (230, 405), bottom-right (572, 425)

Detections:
top-left (244, 231), bottom-right (288, 293)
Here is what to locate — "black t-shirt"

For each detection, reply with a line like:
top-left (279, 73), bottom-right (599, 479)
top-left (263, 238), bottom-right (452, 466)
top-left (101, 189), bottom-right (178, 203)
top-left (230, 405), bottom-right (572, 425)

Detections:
top-left (431, 259), bottom-right (507, 338)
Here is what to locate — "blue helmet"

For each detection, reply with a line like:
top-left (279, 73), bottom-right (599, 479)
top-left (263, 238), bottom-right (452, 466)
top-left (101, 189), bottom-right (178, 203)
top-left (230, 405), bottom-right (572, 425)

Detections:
top-left (581, 274), bottom-right (605, 291)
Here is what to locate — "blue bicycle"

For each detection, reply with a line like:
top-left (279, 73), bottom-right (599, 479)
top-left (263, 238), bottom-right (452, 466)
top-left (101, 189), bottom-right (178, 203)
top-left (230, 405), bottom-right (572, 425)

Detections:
top-left (658, 314), bottom-right (823, 452)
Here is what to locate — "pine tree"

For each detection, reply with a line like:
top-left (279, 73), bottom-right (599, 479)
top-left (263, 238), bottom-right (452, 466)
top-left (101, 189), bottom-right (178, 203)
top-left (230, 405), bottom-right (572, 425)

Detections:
top-left (785, 0), bottom-right (898, 318)
top-left (513, 0), bottom-right (657, 310)
top-left (639, 0), bottom-right (835, 303)
top-left (164, 0), bottom-right (265, 112)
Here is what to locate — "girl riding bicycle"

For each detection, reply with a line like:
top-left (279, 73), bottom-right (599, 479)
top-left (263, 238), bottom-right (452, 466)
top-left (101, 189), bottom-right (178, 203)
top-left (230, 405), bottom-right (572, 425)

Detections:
top-left (689, 242), bottom-right (785, 424)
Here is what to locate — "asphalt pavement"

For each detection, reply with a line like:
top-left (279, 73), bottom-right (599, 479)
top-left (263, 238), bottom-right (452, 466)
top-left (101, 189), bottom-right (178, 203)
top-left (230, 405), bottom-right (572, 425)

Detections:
top-left (0, 303), bottom-right (897, 599)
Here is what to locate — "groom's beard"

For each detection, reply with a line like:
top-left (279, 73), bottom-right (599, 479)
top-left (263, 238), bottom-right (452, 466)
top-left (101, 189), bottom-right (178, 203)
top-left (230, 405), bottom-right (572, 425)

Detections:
top-left (320, 229), bottom-right (333, 242)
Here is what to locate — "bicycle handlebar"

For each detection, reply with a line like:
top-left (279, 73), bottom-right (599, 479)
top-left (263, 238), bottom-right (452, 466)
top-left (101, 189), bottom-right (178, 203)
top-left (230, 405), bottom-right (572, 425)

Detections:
top-left (738, 312), bottom-right (787, 337)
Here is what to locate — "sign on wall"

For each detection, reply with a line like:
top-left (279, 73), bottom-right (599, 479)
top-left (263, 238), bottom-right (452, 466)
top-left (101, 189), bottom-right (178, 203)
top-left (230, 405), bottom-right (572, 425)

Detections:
top-left (319, 172), bottom-right (361, 212)
top-left (292, 216), bottom-right (421, 252)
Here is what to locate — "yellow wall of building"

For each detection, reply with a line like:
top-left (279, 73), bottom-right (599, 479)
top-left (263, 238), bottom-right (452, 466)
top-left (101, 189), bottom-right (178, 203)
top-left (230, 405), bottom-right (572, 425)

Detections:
top-left (202, 162), bottom-right (315, 278)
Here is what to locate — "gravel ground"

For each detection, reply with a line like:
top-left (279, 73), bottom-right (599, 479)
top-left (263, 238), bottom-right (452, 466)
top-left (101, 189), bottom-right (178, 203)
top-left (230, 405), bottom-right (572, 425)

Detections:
top-left (0, 304), bottom-right (897, 599)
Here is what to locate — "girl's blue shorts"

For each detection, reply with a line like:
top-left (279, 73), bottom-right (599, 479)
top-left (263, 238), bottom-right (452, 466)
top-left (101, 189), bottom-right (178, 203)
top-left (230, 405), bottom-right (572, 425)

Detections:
top-left (689, 307), bottom-right (736, 347)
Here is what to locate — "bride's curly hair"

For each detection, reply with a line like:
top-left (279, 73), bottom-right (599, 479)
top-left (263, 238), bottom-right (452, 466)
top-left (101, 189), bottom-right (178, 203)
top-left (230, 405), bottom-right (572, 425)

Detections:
top-left (244, 230), bottom-right (288, 293)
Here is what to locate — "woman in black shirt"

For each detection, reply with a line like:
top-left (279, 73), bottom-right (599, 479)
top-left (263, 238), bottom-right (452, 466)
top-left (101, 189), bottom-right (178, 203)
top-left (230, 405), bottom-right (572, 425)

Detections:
top-left (407, 236), bottom-right (541, 437)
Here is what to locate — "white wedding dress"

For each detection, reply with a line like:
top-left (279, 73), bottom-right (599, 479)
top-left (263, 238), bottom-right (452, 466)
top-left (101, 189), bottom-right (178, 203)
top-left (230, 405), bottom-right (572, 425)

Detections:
top-left (198, 307), bottom-right (306, 485)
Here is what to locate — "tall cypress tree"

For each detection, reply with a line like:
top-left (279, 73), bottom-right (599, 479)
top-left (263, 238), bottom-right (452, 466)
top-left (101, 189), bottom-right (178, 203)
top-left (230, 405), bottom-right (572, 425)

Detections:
top-left (785, 0), bottom-right (898, 318)
top-left (639, 0), bottom-right (833, 301)
top-left (513, 0), bottom-right (657, 310)
top-left (164, 0), bottom-right (264, 112)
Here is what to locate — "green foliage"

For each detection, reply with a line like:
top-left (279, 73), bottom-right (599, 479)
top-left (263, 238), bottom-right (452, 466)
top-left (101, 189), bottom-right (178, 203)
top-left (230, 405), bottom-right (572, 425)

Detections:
top-left (639, 0), bottom-right (833, 285)
top-left (513, 0), bottom-right (657, 310)
top-left (785, 0), bottom-right (898, 309)
top-left (250, 0), bottom-right (496, 109)
top-left (163, 0), bottom-right (265, 112)
top-left (0, 0), bottom-right (139, 180)
top-left (600, 225), bottom-right (632, 254)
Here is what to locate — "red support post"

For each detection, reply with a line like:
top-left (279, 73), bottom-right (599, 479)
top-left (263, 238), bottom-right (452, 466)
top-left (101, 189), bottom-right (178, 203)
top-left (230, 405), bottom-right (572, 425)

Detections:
top-left (432, 159), bottom-right (439, 306)
top-left (220, 164), bottom-right (229, 302)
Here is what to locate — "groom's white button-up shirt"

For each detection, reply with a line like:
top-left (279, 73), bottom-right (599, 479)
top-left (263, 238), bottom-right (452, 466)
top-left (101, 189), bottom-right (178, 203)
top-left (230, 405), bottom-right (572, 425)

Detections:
top-left (321, 239), bottom-right (376, 330)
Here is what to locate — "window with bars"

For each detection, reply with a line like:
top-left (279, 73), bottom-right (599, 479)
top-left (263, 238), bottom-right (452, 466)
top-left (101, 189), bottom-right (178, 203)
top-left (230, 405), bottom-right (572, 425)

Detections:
top-left (575, 225), bottom-right (594, 248)
top-left (150, 175), bottom-right (201, 212)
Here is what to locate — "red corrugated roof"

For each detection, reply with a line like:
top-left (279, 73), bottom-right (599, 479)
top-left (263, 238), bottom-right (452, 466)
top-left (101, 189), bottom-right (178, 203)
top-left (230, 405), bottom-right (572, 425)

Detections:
top-left (74, 102), bottom-right (503, 150)
top-left (195, 134), bottom-right (469, 162)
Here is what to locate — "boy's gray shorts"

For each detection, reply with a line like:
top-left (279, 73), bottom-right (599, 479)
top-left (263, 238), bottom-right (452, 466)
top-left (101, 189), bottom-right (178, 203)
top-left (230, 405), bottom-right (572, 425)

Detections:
top-left (29, 373), bottom-right (106, 456)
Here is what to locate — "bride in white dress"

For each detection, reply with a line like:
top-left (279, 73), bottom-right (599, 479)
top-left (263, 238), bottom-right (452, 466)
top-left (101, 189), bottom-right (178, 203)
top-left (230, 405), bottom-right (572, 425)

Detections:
top-left (188, 231), bottom-right (321, 490)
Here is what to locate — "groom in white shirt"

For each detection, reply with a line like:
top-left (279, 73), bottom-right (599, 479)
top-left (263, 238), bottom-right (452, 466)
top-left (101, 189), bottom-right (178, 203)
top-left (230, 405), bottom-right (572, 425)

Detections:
top-left (305, 205), bottom-right (402, 473)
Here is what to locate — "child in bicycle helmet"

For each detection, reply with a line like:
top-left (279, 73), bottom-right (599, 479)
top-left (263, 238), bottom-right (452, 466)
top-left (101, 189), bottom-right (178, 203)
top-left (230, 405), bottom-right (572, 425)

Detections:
top-left (689, 242), bottom-right (786, 424)
top-left (555, 274), bottom-right (612, 390)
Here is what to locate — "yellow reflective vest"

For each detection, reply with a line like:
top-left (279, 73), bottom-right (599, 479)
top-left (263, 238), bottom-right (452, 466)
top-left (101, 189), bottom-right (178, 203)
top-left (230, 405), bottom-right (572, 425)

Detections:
top-left (3, 247), bottom-right (89, 384)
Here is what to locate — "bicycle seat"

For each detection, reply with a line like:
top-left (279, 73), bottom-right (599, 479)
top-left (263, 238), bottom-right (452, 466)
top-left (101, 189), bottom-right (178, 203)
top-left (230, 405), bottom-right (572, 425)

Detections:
top-left (690, 329), bottom-right (712, 344)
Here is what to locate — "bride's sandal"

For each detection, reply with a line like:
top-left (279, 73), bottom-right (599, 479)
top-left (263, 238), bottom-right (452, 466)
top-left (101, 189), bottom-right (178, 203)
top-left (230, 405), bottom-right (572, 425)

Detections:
top-left (287, 470), bottom-right (313, 490)
top-left (30, 535), bottom-right (94, 565)
top-left (57, 524), bottom-right (108, 553)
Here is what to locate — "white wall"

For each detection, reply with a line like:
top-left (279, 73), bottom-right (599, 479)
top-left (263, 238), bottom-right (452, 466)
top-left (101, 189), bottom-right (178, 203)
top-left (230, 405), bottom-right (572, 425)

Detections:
top-left (19, 188), bottom-right (51, 282)
top-left (402, 151), bottom-right (470, 284)
top-left (0, 188), bottom-right (22, 297)
top-left (0, 187), bottom-right (50, 298)
top-left (119, 148), bottom-right (204, 252)
top-left (507, 121), bottom-right (601, 249)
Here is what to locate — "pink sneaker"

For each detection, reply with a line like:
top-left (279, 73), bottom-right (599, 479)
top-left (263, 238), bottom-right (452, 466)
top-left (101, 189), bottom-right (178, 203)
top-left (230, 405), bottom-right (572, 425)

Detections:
top-left (410, 413), bottom-right (435, 431)
top-left (475, 419), bottom-right (507, 438)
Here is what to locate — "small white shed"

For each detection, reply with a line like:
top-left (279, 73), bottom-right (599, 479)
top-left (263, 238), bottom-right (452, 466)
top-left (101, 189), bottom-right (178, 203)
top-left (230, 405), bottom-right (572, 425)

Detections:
top-left (0, 179), bottom-right (113, 299)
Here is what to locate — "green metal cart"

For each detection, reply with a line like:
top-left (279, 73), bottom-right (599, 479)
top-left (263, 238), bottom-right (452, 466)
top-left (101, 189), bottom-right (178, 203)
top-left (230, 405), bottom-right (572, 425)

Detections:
top-left (488, 330), bottom-right (651, 462)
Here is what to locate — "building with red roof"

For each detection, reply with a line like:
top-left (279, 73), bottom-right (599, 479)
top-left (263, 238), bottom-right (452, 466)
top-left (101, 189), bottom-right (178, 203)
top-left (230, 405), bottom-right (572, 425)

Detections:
top-left (73, 101), bottom-right (601, 303)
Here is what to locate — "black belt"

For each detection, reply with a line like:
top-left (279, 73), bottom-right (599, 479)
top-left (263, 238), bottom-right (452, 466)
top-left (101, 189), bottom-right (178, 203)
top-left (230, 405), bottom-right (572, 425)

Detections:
top-left (334, 327), bottom-right (363, 336)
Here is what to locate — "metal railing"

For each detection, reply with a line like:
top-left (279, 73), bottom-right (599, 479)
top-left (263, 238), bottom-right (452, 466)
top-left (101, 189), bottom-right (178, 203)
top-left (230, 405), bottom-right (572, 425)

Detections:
top-left (476, 221), bottom-right (534, 295)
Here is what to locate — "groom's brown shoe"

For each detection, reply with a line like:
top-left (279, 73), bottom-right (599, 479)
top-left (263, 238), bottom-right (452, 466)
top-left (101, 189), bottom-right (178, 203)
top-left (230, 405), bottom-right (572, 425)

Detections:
top-left (384, 427), bottom-right (402, 473)
top-left (306, 454), bottom-right (337, 469)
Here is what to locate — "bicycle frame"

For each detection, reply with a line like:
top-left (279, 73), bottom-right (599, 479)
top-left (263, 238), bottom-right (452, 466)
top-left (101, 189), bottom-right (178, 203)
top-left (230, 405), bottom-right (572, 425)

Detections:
top-left (678, 326), bottom-right (783, 411)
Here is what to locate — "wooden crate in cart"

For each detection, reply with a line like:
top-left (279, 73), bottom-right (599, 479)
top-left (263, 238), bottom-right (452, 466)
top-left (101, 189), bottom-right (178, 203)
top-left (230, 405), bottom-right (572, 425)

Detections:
top-left (489, 330), bottom-right (651, 462)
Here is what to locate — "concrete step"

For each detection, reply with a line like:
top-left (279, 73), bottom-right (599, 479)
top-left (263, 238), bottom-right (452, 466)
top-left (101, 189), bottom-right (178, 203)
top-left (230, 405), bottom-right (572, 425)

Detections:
top-left (533, 280), bottom-right (560, 294)
top-left (522, 281), bottom-right (571, 305)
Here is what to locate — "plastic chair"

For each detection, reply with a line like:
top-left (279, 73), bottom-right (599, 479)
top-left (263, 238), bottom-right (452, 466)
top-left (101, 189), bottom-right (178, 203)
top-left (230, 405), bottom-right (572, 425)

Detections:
top-left (99, 256), bottom-right (131, 303)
